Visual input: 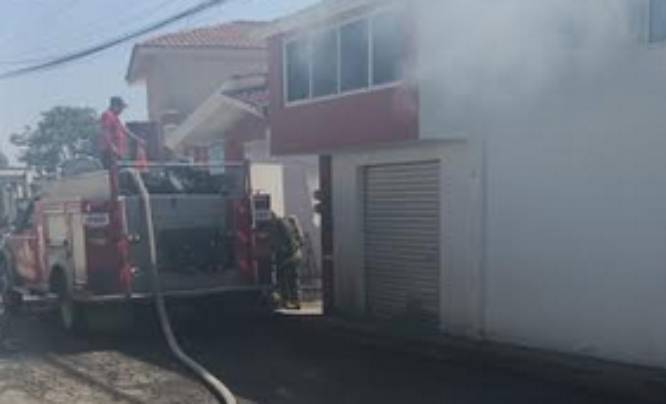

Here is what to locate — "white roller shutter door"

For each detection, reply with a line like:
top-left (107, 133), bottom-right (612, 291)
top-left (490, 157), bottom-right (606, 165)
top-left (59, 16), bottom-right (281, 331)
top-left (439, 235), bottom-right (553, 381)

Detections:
top-left (364, 161), bottom-right (441, 325)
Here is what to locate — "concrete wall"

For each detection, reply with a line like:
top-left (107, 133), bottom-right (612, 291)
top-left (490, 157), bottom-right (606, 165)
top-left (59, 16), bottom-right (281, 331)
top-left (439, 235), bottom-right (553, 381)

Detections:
top-left (250, 163), bottom-right (285, 217)
top-left (331, 141), bottom-right (483, 334)
top-left (144, 49), bottom-right (266, 122)
top-left (416, 0), bottom-right (666, 368)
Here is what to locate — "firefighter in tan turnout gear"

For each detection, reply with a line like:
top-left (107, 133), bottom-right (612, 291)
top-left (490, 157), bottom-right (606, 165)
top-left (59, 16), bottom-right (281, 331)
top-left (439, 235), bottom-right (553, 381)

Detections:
top-left (272, 215), bottom-right (303, 310)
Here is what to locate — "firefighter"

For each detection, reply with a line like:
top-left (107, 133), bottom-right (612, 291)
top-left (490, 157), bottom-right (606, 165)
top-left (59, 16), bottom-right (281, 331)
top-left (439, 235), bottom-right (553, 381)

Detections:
top-left (98, 96), bottom-right (129, 169)
top-left (272, 214), bottom-right (303, 310)
top-left (98, 96), bottom-right (149, 172)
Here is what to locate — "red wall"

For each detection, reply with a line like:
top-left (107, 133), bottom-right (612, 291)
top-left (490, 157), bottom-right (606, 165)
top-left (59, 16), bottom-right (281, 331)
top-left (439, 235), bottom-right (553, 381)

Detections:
top-left (268, 8), bottom-right (419, 156)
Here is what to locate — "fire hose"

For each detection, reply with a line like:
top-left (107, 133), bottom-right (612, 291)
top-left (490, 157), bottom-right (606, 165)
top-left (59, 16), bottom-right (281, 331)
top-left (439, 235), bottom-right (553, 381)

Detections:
top-left (126, 168), bottom-right (237, 404)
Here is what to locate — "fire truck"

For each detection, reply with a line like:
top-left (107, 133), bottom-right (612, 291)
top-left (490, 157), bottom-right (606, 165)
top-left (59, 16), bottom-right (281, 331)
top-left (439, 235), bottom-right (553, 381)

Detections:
top-left (0, 157), bottom-right (273, 331)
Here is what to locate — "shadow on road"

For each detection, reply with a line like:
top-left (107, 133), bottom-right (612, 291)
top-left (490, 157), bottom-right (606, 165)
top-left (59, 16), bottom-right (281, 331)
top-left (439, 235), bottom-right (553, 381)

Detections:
top-left (0, 305), bottom-right (645, 404)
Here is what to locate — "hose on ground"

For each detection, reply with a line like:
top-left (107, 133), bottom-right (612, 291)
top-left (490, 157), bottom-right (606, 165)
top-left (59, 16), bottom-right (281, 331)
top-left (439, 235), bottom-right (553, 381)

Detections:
top-left (127, 168), bottom-right (237, 404)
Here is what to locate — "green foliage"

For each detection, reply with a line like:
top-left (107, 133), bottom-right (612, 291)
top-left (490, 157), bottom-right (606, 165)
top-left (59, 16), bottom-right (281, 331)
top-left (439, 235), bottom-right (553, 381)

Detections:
top-left (10, 106), bottom-right (98, 174)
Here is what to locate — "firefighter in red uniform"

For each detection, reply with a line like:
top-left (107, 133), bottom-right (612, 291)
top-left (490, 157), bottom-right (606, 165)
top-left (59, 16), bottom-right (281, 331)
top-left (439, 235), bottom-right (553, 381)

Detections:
top-left (99, 96), bottom-right (129, 169)
top-left (98, 96), bottom-right (149, 171)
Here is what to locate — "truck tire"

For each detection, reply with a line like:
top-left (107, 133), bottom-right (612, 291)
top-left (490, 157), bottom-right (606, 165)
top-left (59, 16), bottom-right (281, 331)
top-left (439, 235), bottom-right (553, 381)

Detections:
top-left (0, 255), bottom-right (21, 315)
top-left (52, 271), bottom-right (86, 333)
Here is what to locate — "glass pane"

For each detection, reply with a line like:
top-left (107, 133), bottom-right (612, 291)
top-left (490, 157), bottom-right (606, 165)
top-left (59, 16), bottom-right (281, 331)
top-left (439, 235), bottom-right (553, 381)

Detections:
top-left (209, 143), bottom-right (225, 175)
top-left (286, 38), bottom-right (311, 102)
top-left (340, 19), bottom-right (369, 92)
top-left (372, 12), bottom-right (402, 85)
top-left (312, 29), bottom-right (339, 97)
top-left (650, 0), bottom-right (666, 42)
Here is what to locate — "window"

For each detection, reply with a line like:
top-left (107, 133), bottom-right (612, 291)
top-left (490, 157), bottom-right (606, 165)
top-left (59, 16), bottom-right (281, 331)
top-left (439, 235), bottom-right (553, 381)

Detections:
top-left (312, 29), bottom-right (339, 97)
top-left (650, 0), bottom-right (666, 43)
top-left (284, 9), bottom-right (403, 104)
top-left (209, 143), bottom-right (225, 175)
top-left (371, 12), bottom-right (402, 85)
top-left (286, 38), bottom-right (311, 102)
top-left (340, 19), bottom-right (369, 91)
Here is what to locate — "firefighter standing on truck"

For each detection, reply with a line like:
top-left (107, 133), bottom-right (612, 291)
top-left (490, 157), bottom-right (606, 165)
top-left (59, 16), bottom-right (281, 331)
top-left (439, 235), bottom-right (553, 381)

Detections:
top-left (272, 215), bottom-right (303, 309)
top-left (98, 96), bottom-right (129, 169)
top-left (98, 96), bottom-right (148, 171)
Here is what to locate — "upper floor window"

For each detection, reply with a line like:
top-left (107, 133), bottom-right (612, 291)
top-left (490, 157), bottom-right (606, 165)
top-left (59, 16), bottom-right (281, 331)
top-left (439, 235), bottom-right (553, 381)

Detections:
top-left (286, 38), bottom-right (310, 102)
top-left (312, 29), bottom-right (339, 97)
top-left (371, 12), bottom-right (402, 85)
top-left (341, 19), bottom-right (370, 92)
top-left (284, 9), bottom-right (403, 104)
top-left (649, 0), bottom-right (666, 43)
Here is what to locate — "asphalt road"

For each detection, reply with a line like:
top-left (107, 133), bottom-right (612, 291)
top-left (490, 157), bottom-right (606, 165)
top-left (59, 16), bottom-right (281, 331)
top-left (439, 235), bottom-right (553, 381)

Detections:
top-left (0, 306), bottom-right (645, 404)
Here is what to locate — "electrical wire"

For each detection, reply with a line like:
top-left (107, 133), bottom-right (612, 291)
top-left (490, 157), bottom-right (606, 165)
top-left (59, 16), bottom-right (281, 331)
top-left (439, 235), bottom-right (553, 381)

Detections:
top-left (0, 0), bottom-right (225, 80)
top-left (0, 0), bottom-right (185, 66)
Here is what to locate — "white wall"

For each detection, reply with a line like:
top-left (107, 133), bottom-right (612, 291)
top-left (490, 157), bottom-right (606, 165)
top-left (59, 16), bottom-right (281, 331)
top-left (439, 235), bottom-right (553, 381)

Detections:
top-left (144, 49), bottom-right (266, 122)
top-left (417, 0), bottom-right (666, 368)
top-left (251, 163), bottom-right (285, 217)
top-left (331, 142), bottom-right (483, 335)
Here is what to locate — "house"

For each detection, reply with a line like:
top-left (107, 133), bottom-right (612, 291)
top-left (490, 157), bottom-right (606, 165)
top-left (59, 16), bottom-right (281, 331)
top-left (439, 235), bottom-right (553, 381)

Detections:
top-left (267, 0), bottom-right (666, 369)
top-left (127, 21), bottom-right (321, 282)
top-left (126, 21), bottom-right (268, 158)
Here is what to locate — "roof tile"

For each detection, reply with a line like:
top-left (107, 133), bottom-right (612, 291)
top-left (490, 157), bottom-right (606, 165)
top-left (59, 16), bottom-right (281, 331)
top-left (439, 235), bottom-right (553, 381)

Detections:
top-left (140, 21), bottom-right (268, 49)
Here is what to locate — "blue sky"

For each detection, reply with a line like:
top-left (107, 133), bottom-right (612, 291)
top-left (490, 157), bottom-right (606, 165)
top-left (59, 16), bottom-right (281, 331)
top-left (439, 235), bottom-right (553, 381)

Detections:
top-left (0, 0), bottom-right (319, 162)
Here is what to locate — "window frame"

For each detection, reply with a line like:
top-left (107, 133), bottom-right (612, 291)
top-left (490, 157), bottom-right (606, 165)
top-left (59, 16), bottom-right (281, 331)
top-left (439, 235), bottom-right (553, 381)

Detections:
top-left (282, 6), bottom-right (403, 108)
top-left (370, 10), bottom-right (404, 86)
top-left (648, 0), bottom-right (666, 45)
top-left (311, 27), bottom-right (341, 98)
top-left (339, 17), bottom-right (371, 93)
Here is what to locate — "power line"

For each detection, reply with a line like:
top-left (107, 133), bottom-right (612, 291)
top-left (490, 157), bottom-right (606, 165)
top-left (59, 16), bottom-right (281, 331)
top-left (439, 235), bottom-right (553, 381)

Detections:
top-left (0, 0), bottom-right (185, 65)
top-left (0, 0), bottom-right (216, 68)
top-left (0, 0), bottom-right (225, 80)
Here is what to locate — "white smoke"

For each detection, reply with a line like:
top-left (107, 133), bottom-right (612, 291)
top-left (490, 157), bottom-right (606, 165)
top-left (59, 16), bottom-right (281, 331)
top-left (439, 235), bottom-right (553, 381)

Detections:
top-left (415, 0), bottom-right (641, 101)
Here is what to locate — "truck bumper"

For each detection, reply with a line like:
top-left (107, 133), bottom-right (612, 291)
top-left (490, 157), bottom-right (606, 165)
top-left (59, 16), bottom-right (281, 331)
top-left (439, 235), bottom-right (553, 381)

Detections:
top-left (73, 285), bottom-right (271, 304)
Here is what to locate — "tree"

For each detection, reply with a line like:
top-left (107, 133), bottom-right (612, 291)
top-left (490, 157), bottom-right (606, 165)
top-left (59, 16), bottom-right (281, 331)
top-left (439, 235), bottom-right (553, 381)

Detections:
top-left (10, 106), bottom-right (98, 174)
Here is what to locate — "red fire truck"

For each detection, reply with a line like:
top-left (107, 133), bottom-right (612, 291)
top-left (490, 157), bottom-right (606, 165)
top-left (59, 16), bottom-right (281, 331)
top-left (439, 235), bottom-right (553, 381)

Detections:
top-left (0, 158), bottom-right (273, 331)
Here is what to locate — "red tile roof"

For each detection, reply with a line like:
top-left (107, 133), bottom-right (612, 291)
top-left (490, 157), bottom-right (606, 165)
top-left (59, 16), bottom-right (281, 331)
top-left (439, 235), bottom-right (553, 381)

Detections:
top-left (140, 21), bottom-right (268, 49)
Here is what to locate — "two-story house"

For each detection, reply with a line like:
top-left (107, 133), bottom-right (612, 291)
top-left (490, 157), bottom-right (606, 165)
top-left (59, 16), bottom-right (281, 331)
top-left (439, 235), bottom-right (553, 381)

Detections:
top-left (126, 21), bottom-right (268, 159)
top-left (268, 0), bottom-right (666, 369)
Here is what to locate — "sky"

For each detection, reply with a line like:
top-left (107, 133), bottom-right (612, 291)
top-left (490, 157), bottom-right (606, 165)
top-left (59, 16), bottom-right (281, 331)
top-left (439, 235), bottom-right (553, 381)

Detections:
top-left (0, 0), bottom-right (319, 163)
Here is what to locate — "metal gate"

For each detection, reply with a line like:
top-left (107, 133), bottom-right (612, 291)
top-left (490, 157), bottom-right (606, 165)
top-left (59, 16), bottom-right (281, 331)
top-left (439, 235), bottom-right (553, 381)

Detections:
top-left (364, 161), bottom-right (441, 325)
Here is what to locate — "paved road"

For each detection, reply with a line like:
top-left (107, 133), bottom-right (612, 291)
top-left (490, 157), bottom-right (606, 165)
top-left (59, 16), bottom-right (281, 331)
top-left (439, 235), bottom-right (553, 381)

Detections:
top-left (0, 307), bottom-right (644, 404)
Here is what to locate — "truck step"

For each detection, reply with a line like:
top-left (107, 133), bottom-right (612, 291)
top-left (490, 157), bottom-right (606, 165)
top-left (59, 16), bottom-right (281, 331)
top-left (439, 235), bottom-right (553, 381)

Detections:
top-left (10, 289), bottom-right (58, 314)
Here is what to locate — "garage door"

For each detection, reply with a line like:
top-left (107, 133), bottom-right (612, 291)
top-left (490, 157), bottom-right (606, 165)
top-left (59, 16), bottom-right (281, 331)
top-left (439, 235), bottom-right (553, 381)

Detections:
top-left (364, 161), bottom-right (441, 325)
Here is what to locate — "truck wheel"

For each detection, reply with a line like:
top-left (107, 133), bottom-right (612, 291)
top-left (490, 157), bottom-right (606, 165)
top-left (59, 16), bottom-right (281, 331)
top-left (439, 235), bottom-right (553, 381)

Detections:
top-left (53, 273), bottom-right (85, 333)
top-left (0, 257), bottom-right (21, 315)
